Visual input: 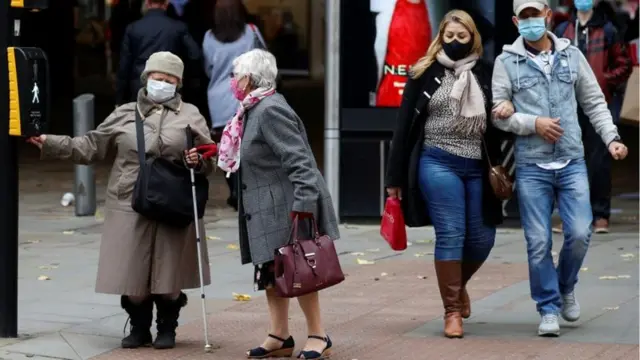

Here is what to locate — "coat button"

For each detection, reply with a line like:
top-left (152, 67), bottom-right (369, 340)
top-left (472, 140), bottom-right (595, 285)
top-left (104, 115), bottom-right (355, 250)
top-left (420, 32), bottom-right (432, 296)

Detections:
top-left (245, 214), bottom-right (252, 221)
top-left (241, 183), bottom-right (247, 190)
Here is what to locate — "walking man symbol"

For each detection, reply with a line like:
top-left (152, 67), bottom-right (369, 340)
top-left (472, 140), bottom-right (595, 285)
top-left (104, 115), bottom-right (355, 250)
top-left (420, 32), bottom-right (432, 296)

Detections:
top-left (32, 82), bottom-right (39, 104)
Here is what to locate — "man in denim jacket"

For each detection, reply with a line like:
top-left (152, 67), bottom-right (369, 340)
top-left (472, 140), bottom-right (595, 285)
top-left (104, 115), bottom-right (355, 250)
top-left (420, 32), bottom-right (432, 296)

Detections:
top-left (491, 0), bottom-right (628, 337)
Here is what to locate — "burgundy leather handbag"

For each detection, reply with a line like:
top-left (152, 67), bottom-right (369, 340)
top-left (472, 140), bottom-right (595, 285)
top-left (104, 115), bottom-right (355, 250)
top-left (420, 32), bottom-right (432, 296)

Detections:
top-left (274, 216), bottom-right (345, 298)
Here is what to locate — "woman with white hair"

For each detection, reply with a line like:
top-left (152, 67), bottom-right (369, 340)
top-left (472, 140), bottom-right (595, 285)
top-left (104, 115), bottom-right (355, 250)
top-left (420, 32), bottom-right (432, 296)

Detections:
top-left (219, 49), bottom-right (340, 359)
top-left (27, 51), bottom-right (215, 350)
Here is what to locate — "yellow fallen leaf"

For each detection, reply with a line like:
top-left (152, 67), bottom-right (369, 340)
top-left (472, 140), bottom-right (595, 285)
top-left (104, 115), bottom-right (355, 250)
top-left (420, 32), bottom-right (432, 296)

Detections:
top-left (232, 293), bottom-right (251, 301)
top-left (366, 248), bottom-right (380, 253)
top-left (226, 244), bottom-right (239, 250)
top-left (603, 306), bottom-right (619, 311)
top-left (580, 267), bottom-right (588, 272)
top-left (350, 252), bottom-right (365, 256)
top-left (599, 276), bottom-right (619, 280)
top-left (207, 236), bottom-right (221, 241)
top-left (37, 275), bottom-right (50, 281)
top-left (62, 230), bottom-right (74, 235)
top-left (356, 258), bottom-right (375, 265)
top-left (94, 210), bottom-right (104, 221)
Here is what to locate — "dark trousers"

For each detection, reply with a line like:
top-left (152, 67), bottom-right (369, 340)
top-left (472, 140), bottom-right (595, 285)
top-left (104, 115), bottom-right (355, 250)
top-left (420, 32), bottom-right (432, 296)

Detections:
top-left (578, 108), bottom-right (612, 220)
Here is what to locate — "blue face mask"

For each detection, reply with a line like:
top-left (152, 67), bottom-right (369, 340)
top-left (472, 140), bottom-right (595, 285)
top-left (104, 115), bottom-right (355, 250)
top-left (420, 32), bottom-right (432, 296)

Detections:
top-left (518, 16), bottom-right (547, 42)
top-left (574, 0), bottom-right (594, 12)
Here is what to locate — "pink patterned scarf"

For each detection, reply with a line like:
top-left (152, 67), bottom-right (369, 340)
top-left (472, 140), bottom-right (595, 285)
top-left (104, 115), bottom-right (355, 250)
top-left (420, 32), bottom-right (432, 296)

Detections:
top-left (217, 87), bottom-right (276, 175)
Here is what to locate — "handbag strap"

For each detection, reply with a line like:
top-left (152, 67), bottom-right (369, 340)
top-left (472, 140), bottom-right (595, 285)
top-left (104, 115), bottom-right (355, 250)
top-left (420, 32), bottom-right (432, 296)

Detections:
top-left (481, 138), bottom-right (494, 168)
top-left (288, 215), bottom-right (320, 245)
top-left (134, 107), bottom-right (147, 172)
top-left (248, 23), bottom-right (266, 49)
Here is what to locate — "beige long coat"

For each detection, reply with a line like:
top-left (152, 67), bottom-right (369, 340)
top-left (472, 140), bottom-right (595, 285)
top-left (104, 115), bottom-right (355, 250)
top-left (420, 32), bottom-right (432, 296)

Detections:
top-left (42, 97), bottom-right (213, 296)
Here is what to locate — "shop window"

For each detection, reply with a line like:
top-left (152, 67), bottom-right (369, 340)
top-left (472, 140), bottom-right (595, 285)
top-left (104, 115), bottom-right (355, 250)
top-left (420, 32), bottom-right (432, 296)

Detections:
top-left (244, 0), bottom-right (311, 75)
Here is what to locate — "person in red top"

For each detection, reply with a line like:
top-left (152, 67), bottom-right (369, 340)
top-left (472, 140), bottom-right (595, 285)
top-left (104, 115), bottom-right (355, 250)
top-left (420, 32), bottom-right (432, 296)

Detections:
top-left (372, 0), bottom-right (431, 107)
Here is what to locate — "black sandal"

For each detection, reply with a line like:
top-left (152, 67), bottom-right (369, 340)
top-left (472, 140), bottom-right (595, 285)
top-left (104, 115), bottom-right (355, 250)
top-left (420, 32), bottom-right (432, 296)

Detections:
top-left (247, 334), bottom-right (295, 359)
top-left (297, 335), bottom-right (332, 359)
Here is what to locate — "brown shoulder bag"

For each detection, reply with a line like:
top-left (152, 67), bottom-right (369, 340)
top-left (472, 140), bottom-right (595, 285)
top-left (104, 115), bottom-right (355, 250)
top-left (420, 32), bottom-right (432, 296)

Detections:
top-left (482, 139), bottom-right (513, 201)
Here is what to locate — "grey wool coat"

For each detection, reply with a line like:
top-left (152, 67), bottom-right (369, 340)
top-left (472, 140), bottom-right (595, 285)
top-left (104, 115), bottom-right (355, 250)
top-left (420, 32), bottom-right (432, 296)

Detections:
top-left (41, 94), bottom-right (213, 296)
top-left (238, 93), bottom-right (340, 266)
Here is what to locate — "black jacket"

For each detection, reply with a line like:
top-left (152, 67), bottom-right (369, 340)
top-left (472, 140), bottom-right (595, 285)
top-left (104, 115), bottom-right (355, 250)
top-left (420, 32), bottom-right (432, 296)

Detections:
top-left (116, 8), bottom-right (201, 105)
top-left (385, 60), bottom-right (505, 227)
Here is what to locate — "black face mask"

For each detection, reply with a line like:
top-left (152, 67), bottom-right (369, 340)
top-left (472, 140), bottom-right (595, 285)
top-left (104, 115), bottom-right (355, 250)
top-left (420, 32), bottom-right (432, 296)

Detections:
top-left (442, 40), bottom-right (472, 61)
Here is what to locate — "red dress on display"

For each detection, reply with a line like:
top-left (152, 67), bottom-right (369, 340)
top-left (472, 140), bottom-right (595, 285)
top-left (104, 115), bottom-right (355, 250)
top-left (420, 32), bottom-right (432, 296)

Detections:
top-left (376, 0), bottom-right (431, 107)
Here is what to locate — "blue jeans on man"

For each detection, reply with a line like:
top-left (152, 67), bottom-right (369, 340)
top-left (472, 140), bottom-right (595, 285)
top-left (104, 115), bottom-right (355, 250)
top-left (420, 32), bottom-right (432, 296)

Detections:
top-left (516, 159), bottom-right (592, 316)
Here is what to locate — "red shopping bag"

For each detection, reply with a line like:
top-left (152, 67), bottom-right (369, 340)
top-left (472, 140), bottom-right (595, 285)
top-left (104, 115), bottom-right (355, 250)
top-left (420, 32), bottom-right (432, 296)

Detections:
top-left (380, 197), bottom-right (407, 251)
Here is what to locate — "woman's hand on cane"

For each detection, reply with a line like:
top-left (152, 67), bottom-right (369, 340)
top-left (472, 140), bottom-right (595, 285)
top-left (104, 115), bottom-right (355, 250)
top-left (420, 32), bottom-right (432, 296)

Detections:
top-left (184, 143), bottom-right (218, 168)
top-left (184, 148), bottom-right (201, 167)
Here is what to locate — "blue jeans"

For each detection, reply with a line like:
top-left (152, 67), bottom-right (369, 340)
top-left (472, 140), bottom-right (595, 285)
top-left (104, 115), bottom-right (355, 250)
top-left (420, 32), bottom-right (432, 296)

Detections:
top-left (516, 159), bottom-right (592, 315)
top-left (417, 147), bottom-right (496, 262)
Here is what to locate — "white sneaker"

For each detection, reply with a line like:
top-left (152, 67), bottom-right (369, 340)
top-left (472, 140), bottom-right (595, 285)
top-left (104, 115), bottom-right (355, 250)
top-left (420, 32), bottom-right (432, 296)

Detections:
top-left (561, 291), bottom-right (581, 322)
top-left (538, 314), bottom-right (560, 337)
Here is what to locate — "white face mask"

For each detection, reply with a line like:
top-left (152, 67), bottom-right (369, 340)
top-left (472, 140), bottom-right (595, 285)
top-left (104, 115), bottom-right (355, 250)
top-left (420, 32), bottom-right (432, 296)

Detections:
top-left (146, 79), bottom-right (177, 103)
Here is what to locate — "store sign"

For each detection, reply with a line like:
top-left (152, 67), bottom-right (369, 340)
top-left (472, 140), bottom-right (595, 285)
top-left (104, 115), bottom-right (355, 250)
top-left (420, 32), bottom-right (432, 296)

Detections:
top-left (7, 47), bottom-right (50, 136)
top-left (371, 0), bottom-right (432, 107)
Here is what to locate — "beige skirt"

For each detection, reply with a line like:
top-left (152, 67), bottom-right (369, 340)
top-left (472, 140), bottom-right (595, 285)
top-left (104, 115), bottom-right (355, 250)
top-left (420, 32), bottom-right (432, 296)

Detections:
top-left (95, 207), bottom-right (211, 296)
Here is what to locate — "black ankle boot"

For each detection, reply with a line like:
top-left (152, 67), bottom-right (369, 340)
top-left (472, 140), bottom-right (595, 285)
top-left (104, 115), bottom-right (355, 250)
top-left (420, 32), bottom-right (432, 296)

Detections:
top-left (153, 292), bottom-right (188, 349)
top-left (121, 296), bottom-right (153, 349)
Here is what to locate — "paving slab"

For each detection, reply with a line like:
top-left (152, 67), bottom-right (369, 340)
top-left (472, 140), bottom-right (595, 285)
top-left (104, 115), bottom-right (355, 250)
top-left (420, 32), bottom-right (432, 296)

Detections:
top-left (2, 333), bottom-right (81, 360)
top-left (59, 333), bottom-right (119, 360)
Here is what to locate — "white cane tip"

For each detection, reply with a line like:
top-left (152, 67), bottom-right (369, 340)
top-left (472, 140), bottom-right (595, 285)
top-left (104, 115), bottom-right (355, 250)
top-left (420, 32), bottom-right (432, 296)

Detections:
top-left (204, 344), bottom-right (213, 353)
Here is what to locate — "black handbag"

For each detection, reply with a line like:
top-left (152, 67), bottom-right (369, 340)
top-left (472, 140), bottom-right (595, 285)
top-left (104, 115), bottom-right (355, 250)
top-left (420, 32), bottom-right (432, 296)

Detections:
top-left (131, 108), bottom-right (209, 228)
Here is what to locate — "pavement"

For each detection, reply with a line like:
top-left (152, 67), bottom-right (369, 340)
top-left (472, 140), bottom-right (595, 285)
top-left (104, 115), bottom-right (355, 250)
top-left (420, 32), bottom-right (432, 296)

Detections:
top-left (0, 155), bottom-right (638, 360)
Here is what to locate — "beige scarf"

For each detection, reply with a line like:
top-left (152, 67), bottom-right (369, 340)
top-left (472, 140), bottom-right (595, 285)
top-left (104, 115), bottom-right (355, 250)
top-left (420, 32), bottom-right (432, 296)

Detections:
top-left (436, 51), bottom-right (486, 136)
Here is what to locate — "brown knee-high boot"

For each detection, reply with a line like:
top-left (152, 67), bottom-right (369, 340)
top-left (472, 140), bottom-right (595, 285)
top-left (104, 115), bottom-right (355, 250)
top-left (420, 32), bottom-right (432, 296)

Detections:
top-left (434, 260), bottom-right (464, 338)
top-left (460, 261), bottom-right (484, 319)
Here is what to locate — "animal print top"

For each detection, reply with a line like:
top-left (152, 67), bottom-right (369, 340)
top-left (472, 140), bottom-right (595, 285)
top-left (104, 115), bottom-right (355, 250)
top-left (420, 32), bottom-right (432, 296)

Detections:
top-left (423, 69), bottom-right (483, 160)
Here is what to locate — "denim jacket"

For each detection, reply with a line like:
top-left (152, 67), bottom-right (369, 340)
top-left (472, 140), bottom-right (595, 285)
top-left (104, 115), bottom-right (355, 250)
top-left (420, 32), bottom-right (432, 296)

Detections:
top-left (491, 32), bottom-right (620, 165)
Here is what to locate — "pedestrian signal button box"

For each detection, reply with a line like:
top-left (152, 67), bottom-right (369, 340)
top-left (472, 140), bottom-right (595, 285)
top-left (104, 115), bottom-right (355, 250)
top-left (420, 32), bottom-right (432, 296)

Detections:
top-left (7, 47), bottom-right (50, 137)
top-left (10, 0), bottom-right (49, 9)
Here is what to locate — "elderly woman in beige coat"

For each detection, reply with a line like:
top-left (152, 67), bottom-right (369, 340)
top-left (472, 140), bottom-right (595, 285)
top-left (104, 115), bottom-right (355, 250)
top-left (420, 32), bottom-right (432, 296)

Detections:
top-left (27, 52), bottom-right (213, 350)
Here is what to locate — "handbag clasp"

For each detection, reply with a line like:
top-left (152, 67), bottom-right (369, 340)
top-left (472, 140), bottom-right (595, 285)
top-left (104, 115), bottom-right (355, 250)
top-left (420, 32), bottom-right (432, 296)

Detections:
top-left (306, 258), bottom-right (317, 269)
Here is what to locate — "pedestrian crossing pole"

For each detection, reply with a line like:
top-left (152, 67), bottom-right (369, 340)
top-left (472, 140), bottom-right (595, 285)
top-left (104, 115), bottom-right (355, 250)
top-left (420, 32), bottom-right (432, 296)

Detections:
top-left (0, 0), bottom-right (20, 338)
top-left (0, 0), bottom-right (49, 338)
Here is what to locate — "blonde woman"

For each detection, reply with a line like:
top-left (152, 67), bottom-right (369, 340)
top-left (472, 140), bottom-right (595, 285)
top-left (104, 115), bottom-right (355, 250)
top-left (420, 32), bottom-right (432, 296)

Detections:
top-left (385, 10), bottom-right (512, 338)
